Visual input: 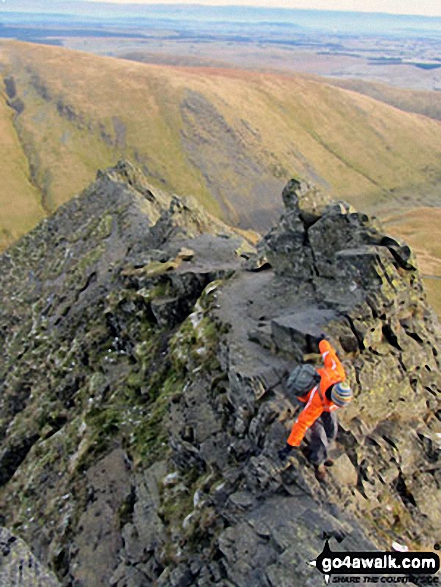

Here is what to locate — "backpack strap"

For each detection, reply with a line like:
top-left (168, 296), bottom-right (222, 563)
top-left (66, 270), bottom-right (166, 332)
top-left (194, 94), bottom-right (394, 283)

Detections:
top-left (315, 373), bottom-right (325, 403)
top-left (316, 384), bottom-right (324, 403)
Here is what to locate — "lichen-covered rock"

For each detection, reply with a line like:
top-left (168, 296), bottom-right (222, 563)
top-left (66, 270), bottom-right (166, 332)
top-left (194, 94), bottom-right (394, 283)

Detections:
top-left (0, 166), bottom-right (440, 586)
top-left (0, 528), bottom-right (61, 587)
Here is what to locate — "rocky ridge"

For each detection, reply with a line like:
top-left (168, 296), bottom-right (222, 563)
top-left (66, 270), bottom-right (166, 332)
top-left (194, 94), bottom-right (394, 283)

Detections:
top-left (0, 162), bottom-right (440, 586)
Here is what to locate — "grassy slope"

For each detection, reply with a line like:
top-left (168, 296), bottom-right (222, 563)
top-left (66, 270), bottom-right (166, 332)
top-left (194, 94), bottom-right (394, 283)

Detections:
top-left (0, 85), bottom-right (44, 249)
top-left (383, 208), bottom-right (441, 314)
top-left (2, 41), bottom-right (441, 218)
top-left (326, 78), bottom-right (441, 122)
top-left (1, 40), bottom-right (441, 311)
top-left (0, 41), bottom-right (221, 218)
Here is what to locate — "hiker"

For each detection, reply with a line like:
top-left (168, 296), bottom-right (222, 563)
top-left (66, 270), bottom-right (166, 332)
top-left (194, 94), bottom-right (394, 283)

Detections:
top-left (279, 339), bottom-right (353, 482)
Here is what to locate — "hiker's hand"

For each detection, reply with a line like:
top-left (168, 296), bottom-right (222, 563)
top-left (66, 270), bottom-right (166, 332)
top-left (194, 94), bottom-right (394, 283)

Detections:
top-left (278, 445), bottom-right (295, 461)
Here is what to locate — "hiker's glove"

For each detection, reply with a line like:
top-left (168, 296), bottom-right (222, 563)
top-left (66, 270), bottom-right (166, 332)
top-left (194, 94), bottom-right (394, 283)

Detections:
top-left (278, 445), bottom-right (294, 461)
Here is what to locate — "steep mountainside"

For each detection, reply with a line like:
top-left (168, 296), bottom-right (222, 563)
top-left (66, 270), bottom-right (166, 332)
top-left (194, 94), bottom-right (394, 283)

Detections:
top-left (0, 82), bottom-right (44, 250)
top-left (0, 162), bottom-right (440, 586)
top-left (2, 40), bottom-right (441, 241)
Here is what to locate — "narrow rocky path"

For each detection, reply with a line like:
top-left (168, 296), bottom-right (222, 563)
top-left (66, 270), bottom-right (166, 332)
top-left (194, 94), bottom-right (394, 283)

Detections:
top-left (216, 269), bottom-right (288, 379)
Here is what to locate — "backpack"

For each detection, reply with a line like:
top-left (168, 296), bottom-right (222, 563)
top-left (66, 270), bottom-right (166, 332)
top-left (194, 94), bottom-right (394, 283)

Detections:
top-left (286, 364), bottom-right (321, 401)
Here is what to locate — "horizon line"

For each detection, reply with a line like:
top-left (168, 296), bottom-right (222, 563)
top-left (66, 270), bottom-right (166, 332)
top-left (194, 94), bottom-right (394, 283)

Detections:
top-left (2, 2), bottom-right (441, 19)
top-left (79, 0), bottom-right (441, 19)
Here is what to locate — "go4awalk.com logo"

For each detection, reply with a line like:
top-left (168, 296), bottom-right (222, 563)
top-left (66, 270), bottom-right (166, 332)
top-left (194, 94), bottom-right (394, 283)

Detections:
top-left (309, 540), bottom-right (440, 585)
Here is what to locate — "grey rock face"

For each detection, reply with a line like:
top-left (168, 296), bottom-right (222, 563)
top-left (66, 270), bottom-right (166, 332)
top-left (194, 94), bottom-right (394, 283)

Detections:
top-left (0, 528), bottom-right (61, 587)
top-left (0, 167), bottom-right (440, 586)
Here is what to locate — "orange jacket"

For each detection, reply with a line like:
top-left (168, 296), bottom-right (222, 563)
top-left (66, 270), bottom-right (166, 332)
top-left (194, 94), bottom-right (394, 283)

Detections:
top-left (287, 340), bottom-right (346, 447)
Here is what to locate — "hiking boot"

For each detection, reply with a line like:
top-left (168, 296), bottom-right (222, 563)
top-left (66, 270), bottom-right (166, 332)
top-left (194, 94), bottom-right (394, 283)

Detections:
top-left (314, 465), bottom-right (327, 482)
top-left (324, 459), bottom-right (334, 467)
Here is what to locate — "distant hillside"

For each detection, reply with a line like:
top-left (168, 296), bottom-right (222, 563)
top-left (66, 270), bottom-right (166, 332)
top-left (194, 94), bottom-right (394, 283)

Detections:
top-left (0, 81), bottom-right (44, 250)
top-left (2, 41), bottom-right (441, 227)
top-left (382, 207), bottom-right (441, 313)
top-left (326, 78), bottom-right (441, 122)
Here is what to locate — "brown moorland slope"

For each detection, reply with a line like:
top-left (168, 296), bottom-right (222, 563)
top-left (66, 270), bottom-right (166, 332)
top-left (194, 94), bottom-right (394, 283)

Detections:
top-left (1, 40), bottom-right (441, 310)
top-left (326, 77), bottom-right (441, 123)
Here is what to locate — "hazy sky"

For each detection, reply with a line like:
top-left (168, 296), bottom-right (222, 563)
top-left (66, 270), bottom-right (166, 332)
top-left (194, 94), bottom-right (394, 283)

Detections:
top-left (84, 0), bottom-right (441, 17)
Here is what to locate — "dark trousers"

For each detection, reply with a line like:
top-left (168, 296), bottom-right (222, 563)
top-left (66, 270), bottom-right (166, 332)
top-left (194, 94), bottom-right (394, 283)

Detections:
top-left (308, 411), bottom-right (338, 466)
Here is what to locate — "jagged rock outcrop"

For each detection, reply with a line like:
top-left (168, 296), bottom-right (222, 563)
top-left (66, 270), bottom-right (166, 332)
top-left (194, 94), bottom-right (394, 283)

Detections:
top-left (0, 528), bottom-right (61, 586)
top-left (0, 162), bottom-right (440, 586)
